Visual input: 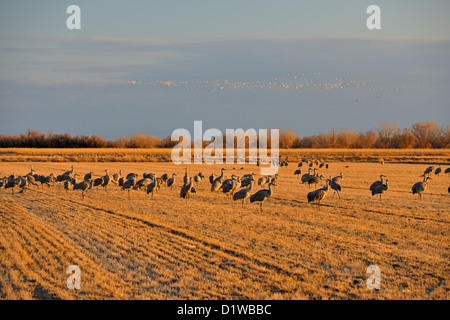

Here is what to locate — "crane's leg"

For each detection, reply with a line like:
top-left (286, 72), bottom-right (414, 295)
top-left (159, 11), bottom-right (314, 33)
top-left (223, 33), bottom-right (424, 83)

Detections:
top-left (242, 200), bottom-right (244, 208)
top-left (337, 191), bottom-right (341, 199)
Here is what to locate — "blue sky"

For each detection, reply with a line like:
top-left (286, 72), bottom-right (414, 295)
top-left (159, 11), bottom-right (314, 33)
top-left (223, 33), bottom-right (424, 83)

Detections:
top-left (0, 1), bottom-right (449, 139)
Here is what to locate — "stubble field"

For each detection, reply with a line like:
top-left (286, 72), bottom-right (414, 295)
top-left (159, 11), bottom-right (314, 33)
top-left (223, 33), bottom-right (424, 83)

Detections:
top-left (0, 158), bottom-right (449, 300)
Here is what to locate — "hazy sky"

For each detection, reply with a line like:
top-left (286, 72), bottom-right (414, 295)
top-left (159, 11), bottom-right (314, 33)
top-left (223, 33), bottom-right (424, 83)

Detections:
top-left (0, 0), bottom-right (449, 139)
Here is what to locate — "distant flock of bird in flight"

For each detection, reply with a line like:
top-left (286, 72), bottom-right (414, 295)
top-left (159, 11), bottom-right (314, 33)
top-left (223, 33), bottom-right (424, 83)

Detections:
top-left (1, 161), bottom-right (449, 211)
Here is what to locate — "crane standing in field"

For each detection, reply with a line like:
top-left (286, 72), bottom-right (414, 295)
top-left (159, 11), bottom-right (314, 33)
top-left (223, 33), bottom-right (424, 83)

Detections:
top-left (250, 183), bottom-right (273, 212)
top-left (423, 166), bottom-right (434, 177)
top-left (434, 165), bottom-right (442, 177)
top-left (146, 176), bottom-right (158, 198)
top-left (371, 179), bottom-right (389, 200)
top-left (332, 172), bottom-right (343, 183)
top-left (412, 176), bottom-right (431, 200)
top-left (307, 179), bottom-right (330, 208)
top-left (370, 174), bottom-right (386, 192)
top-left (233, 178), bottom-right (254, 208)
top-left (122, 176), bottom-right (136, 198)
top-left (167, 173), bottom-right (176, 190)
top-left (180, 177), bottom-right (193, 201)
top-left (73, 178), bottom-right (93, 199)
top-left (328, 176), bottom-right (342, 198)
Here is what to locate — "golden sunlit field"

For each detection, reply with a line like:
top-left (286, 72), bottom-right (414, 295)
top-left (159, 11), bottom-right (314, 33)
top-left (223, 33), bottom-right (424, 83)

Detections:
top-left (0, 151), bottom-right (449, 300)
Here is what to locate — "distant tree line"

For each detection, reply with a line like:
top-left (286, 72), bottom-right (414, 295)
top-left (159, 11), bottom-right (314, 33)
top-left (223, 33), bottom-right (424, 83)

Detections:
top-left (0, 121), bottom-right (448, 149)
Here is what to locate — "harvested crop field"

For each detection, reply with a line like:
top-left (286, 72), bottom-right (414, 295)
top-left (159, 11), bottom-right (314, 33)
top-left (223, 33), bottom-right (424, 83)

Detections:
top-left (0, 160), bottom-right (449, 300)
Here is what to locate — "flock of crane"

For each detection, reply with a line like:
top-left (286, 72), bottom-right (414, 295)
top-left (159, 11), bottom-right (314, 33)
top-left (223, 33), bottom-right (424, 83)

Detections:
top-left (1, 161), bottom-right (449, 211)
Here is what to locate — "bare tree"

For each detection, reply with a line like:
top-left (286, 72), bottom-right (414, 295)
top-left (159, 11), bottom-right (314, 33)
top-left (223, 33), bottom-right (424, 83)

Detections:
top-left (376, 122), bottom-right (399, 148)
top-left (411, 121), bottom-right (441, 148)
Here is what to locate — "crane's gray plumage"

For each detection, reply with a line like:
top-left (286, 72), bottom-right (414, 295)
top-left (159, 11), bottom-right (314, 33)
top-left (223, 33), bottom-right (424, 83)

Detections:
top-left (180, 177), bottom-right (193, 201)
top-left (233, 179), bottom-right (254, 207)
top-left (307, 179), bottom-right (330, 207)
top-left (370, 175), bottom-right (386, 191)
top-left (73, 178), bottom-right (93, 199)
top-left (434, 165), bottom-right (442, 176)
top-left (167, 173), bottom-right (176, 190)
top-left (371, 179), bottom-right (389, 200)
top-left (332, 172), bottom-right (343, 183)
top-left (250, 183), bottom-right (273, 212)
top-left (328, 176), bottom-right (341, 198)
top-left (412, 176), bottom-right (431, 200)
top-left (146, 177), bottom-right (158, 197)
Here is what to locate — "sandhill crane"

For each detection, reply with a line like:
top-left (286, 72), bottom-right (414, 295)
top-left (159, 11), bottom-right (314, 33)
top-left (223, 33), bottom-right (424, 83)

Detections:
top-left (122, 177), bottom-right (136, 198)
top-left (101, 169), bottom-right (115, 191)
top-left (412, 176), bottom-right (431, 200)
top-left (118, 176), bottom-right (125, 187)
top-left (133, 177), bottom-right (151, 190)
top-left (423, 166), bottom-right (434, 177)
top-left (270, 174), bottom-right (279, 187)
top-left (434, 165), bottom-right (442, 177)
top-left (146, 177), bottom-right (158, 198)
top-left (180, 177), bottom-right (193, 201)
top-left (222, 177), bottom-right (240, 197)
top-left (92, 177), bottom-right (104, 193)
top-left (211, 169), bottom-right (226, 192)
top-left (258, 175), bottom-right (271, 187)
top-left (307, 179), bottom-right (330, 207)
top-left (250, 183), bottom-right (273, 212)
top-left (143, 172), bottom-right (155, 179)
top-left (372, 179), bottom-right (389, 200)
top-left (73, 179), bottom-right (93, 199)
top-left (211, 178), bottom-right (222, 192)
top-left (126, 172), bottom-right (138, 180)
top-left (57, 170), bottom-right (73, 182)
top-left (298, 162), bottom-right (303, 168)
top-left (161, 173), bottom-right (169, 185)
top-left (0, 177), bottom-right (5, 189)
top-left (213, 168), bottom-right (225, 185)
top-left (167, 173), bottom-right (176, 190)
top-left (301, 168), bottom-right (313, 185)
top-left (194, 172), bottom-right (204, 183)
top-left (209, 173), bottom-right (216, 184)
top-left (233, 179), bottom-right (254, 207)
top-left (4, 176), bottom-right (20, 194)
top-left (308, 174), bottom-right (324, 189)
top-left (328, 176), bottom-right (341, 198)
top-left (37, 174), bottom-right (53, 188)
top-left (27, 165), bottom-right (34, 177)
top-left (64, 176), bottom-right (76, 193)
top-left (370, 175), bottom-right (386, 192)
top-left (240, 173), bottom-right (255, 187)
top-left (113, 170), bottom-right (123, 183)
top-left (17, 176), bottom-right (28, 194)
top-left (332, 172), bottom-right (343, 183)
top-left (84, 172), bottom-right (93, 181)
top-left (25, 174), bottom-right (39, 189)
top-left (445, 167), bottom-right (450, 175)
top-left (63, 165), bottom-right (74, 176)
top-left (294, 169), bottom-right (301, 179)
